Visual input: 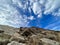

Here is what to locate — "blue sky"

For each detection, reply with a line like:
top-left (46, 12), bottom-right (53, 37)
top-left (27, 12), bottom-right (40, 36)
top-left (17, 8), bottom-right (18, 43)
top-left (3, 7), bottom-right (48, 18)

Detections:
top-left (0, 0), bottom-right (60, 31)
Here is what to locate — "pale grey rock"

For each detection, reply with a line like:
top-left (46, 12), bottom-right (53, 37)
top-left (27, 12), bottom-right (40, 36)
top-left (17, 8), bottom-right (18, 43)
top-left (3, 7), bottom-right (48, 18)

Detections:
top-left (40, 38), bottom-right (60, 45)
top-left (7, 41), bottom-right (26, 45)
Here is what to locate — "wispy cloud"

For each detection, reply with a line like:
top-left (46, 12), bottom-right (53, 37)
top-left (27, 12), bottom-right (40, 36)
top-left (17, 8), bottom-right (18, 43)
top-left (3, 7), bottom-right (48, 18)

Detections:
top-left (0, 0), bottom-right (29, 27)
top-left (44, 0), bottom-right (60, 15)
top-left (31, 0), bottom-right (60, 17)
top-left (0, 0), bottom-right (60, 28)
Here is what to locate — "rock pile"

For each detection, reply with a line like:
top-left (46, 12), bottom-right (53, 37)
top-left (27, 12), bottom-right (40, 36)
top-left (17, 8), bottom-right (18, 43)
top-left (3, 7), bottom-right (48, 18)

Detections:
top-left (0, 26), bottom-right (60, 45)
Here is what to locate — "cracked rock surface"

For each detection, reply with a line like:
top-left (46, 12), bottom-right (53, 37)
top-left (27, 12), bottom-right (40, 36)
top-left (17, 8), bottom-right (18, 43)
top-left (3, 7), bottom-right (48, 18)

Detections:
top-left (0, 25), bottom-right (60, 45)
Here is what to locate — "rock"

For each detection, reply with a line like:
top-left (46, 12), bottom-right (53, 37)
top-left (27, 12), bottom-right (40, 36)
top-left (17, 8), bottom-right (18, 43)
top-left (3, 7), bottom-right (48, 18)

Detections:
top-left (0, 25), bottom-right (60, 45)
top-left (21, 29), bottom-right (32, 37)
top-left (0, 30), bottom-right (4, 33)
top-left (7, 41), bottom-right (26, 45)
top-left (0, 33), bottom-right (11, 45)
top-left (40, 38), bottom-right (60, 45)
top-left (19, 27), bottom-right (38, 37)
top-left (27, 35), bottom-right (40, 45)
top-left (10, 32), bottom-right (25, 43)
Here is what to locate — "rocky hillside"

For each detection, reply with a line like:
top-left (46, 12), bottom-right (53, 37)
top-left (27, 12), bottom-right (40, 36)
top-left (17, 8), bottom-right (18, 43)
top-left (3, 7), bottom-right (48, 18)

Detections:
top-left (0, 25), bottom-right (60, 45)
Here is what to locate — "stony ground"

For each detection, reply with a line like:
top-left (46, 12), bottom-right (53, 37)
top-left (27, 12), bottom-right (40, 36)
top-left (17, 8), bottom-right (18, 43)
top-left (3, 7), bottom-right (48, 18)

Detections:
top-left (0, 25), bottom-right (60, 45)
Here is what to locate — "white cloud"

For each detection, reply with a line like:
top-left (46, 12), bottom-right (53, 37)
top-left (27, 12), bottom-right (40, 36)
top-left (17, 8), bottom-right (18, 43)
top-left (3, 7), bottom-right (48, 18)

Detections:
top-left (28, 16), bottom-right (35, 20)
top-left (0, 0), bottom-right (29, 27)
top-left (44, 0), bottom-right (60, 15)
top-left (52, 9), bottom-right (60, 16)
top-left (31, 0), bottom-right (60, 17)
top-left (12, 0), bottom-right (60, 17)
top-left (0, 0), bottom-right (60, 28)
top-left (32, 2), bottom-right (42, 15)
top-left (37, 14), bottom-right (42, 18)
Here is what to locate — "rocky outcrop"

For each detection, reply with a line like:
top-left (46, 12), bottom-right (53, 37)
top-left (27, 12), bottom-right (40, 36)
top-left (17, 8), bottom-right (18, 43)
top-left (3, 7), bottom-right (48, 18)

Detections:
top-left (40, 38), bottom-right (60, 45)
top-left (0, 33), bottom-right (11, 45)
top-left (0, 25), bottom-right (60, 45)
top-left (7, 41), bottom-right (26, 45)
